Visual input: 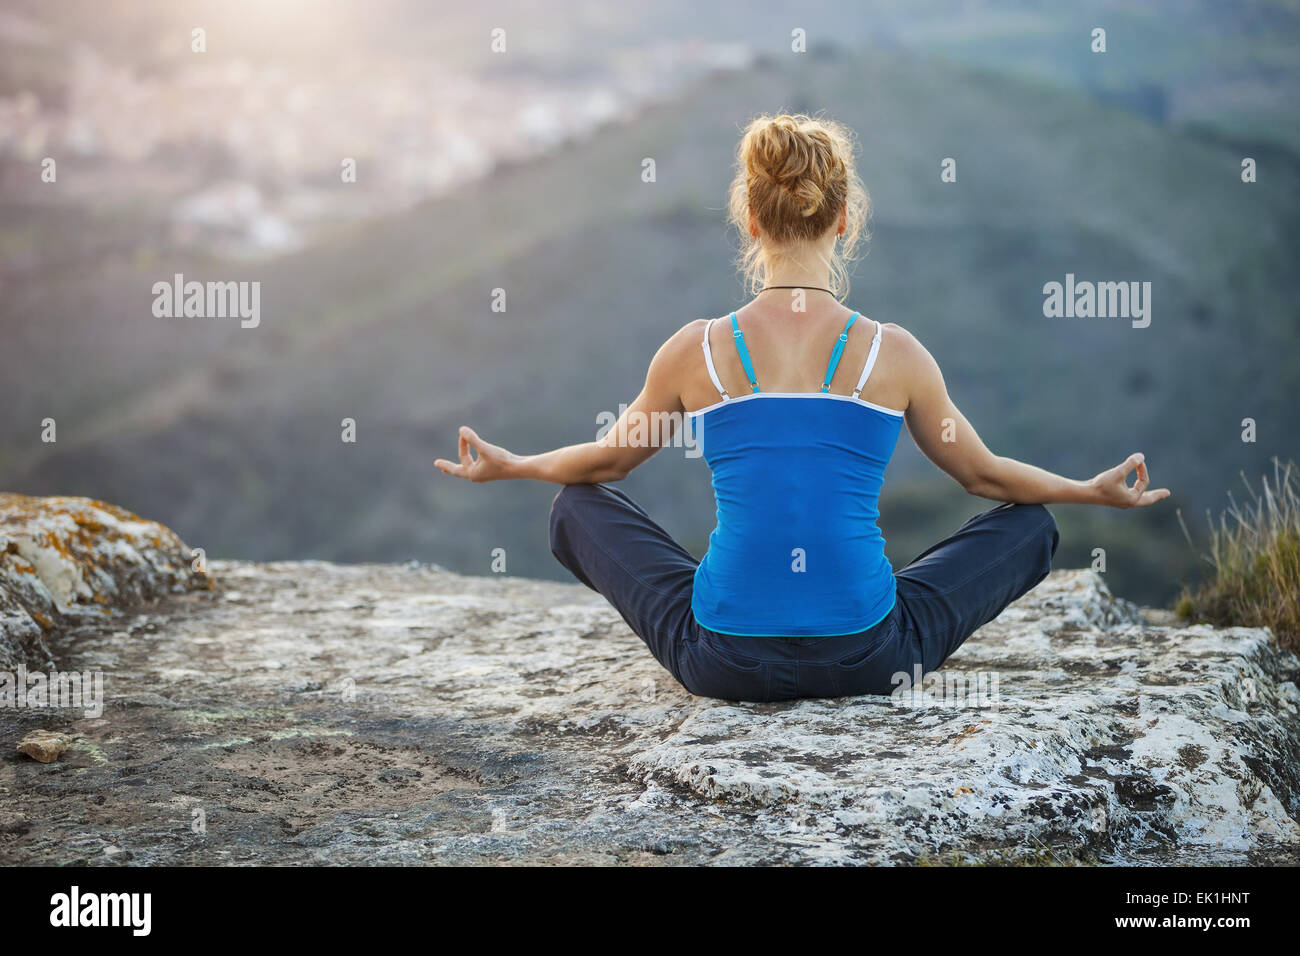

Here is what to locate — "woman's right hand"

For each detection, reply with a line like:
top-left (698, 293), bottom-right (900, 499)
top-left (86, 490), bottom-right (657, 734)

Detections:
top-left (1089, 453), bottom-right (1170, 509)
top-left (435, 426), bottom-right (518, 483)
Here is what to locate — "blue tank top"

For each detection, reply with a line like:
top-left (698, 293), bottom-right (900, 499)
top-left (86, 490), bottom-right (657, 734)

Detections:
top-left (688, 312), bottom-right (903, 636)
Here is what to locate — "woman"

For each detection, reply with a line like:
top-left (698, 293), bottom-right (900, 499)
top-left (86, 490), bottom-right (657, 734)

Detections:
top-left (436, 113), bottom-right (1169, 702)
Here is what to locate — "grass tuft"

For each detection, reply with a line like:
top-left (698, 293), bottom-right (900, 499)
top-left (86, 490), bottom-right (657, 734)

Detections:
top-left (1175, 458), bottom-right (1300, 649)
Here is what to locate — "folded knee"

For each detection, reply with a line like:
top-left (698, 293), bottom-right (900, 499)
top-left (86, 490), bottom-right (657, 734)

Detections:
top-left (551, 482), bottom-right (600, 515)
top-left (548, 483), bottom-right (599, 547)
top-left (1018, 504), bottom-right (1059, 560)
top-left (994, 503), bottom-right (1058, 560)
top-left (548, 486), bottom-right (577, 542)
top-left (1036, 506), bottom-right (1059, 557)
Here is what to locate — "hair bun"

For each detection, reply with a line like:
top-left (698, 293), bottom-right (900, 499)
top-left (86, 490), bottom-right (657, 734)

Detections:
top-left (727, 112), bottom-right (869, 298)
top-left (749, 116), bottom-right (833, 217)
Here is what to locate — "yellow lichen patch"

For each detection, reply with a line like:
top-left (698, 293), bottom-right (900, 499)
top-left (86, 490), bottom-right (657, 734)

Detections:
top-left (70, 513), bottom-right (106, 534)
top-left (50, 508), bottom-right (127, 546)
top-left (86, 498), bottom-right (143, 523)
top-left (1, 552), bottom-right (38, 575)
top-left (951, 723), bottom-right (991, 746)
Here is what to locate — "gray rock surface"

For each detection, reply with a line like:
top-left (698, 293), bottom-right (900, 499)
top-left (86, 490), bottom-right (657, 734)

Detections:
top-left (3, 537), bottom-right (1298, 865)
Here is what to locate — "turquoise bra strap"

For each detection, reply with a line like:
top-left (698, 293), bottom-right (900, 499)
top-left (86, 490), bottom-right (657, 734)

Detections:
top-left (729, 313), bottom-right (761, 393)
top-left (820, 312), bottom-right (860, 392)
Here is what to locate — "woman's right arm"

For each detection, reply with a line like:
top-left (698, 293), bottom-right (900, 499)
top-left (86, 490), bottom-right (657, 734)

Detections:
top-left (896, 327), bottom-right (1170, 509)
top-left (435, 321), bottom-right (700, 485)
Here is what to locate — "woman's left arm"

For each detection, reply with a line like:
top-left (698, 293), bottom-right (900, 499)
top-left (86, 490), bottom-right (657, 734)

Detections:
top-left (435, 322), bottom-right (699, 485)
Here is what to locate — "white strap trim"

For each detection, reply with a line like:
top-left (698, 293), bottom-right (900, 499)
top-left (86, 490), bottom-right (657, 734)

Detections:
top-left (851, 321), bottom-right (884, 400)
top-left (701, 317), bottom-right (730, 400)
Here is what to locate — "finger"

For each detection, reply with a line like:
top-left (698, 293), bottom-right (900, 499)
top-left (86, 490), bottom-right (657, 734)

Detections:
top-left (462, 425), bottom-right (488, 462)
top-left (1132, 460), bottom-right (1149, 497)
top-left (458, 430), bottom-right (474, 467)
top-left (460, 425), bottom-right (484, 450)
top-left (1104, 453), bottom-right (1139, 489)
top-left (435, 458), bottom-right (468, 479)
top-left (1135, 487), bottom-right (1170, 507)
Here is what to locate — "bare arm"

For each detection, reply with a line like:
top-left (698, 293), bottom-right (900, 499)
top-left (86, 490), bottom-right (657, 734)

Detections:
top-left (897, 327), bottom-right (1170, 508)
top-left (434, 322), bottom-right (699, 485)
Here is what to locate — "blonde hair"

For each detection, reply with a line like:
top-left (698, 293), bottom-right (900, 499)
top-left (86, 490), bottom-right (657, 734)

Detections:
top-left (727, 113), bottom-right (869, 299)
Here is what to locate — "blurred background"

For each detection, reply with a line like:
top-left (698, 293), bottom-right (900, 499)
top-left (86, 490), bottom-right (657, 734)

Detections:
top-left (2, 0), bottom-right (1298, 607)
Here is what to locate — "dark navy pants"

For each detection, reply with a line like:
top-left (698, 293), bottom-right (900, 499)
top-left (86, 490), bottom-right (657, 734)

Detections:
top-left (548, 483), bottom-right (1058, 702)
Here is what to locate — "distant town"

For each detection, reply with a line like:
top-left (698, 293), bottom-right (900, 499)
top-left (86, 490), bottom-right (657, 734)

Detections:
top-left (0, 10), bottom-right (752, 258)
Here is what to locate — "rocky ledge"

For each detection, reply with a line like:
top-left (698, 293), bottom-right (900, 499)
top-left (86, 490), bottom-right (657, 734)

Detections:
top-left (1, 498), bottom-right (1298, 865)
top-left (0, 494), bottom-right (209, 672)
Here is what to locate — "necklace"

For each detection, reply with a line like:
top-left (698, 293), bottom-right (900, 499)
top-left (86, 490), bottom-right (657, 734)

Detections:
top-left (760, 285), bottom-right (835, 296)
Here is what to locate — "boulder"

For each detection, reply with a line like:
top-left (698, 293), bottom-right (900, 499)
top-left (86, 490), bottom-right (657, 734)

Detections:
top-left (1, 498), bottom-right (1297, 865)
top-left (0, 494), bottom-right (210, 671)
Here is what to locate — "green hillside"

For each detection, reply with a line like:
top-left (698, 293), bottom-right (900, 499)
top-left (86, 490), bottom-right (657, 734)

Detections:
top-left (4, 47), bottom-right (1299, 605)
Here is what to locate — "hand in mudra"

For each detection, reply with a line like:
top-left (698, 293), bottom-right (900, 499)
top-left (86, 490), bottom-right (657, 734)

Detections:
top-left (1091, 453), bottom-right (1170, 509)
top-left (435, 427), bottom-right (517, 483)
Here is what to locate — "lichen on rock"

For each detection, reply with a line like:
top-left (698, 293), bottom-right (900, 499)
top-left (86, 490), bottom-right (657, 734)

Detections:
top-left (0, 494), bottom-right (210, 671)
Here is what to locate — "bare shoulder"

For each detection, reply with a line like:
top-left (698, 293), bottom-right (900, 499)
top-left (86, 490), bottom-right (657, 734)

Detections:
top-left (880, 321), bottom-right (922, 355)
top-left (872, 322), bottom-right (946, 415)
top-left (672, 317), bottom-right (711, 348)
top-left (880, 322), bottom-right (939, 375)
top-left (642, 318), bottom-right (712, 393)
top-left (650, 318), bottom-right (709, 364)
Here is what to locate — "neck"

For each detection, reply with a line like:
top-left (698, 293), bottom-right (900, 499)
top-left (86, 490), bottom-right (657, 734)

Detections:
top-left (761, 244), bottom-right (834, 291)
